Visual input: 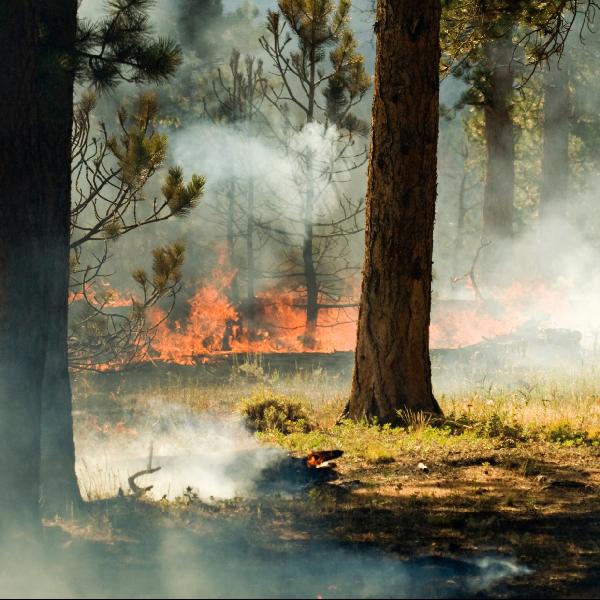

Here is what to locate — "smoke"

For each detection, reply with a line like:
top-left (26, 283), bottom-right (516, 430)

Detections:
top-left (433, 209), bottom-right (600, 352)
top-left (0, 531), bottom-right (530, 598)
top-left (171, 120), bottom-right (352, 212)
top-left (19, 399), bottom-right (528, 598)
top-left (3, 398), bottom-right (531, 598)
top-left (76, 398), bottom-right (284, 501)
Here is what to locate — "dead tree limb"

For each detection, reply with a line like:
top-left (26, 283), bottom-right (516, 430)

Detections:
top-left (128, 466), bottom-right (161, 498)
top-left (451, 240), bottom-right (491, 300)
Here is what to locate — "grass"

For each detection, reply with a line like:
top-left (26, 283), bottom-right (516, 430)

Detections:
top-left (73, 363), bottom-right (600, 450)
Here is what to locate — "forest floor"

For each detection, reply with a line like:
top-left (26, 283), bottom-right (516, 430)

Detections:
top-left (34, 362), bottom-right (600, 598)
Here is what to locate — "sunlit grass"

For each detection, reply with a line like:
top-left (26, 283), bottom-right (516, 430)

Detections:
top-left (72, 363), bottom-right (600, 459)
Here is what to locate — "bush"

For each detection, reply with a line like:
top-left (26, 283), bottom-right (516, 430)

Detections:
top-left (547, 421), bottom-right (593, 446)
top-left (241, 389), bottom-right (312, 434)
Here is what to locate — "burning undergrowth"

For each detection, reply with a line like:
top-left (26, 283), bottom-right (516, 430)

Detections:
top-left (75, 249), bottom-right (594, 375)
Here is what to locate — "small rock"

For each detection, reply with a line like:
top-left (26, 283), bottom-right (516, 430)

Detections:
top-left (417, 462), bottom-right (429, 473)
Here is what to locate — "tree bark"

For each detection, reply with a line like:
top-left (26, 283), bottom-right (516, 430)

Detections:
top-left (344, 0), bottom-right (442, 424)
top-left (223, 180), bottom-right (238, 351)
top-left (482, 29), bottom-right (515, 244)
top-left (0, 0), bottom-right (78, 533)
top-left (301, 46), bottom-right (319, 350)
top-left (37, 0), bottom-right (81, 516)
top-left (452, 155), bottom-right (469, 278)
top-left (540, 55), bottom-right (569, 221)
top-left (0, 3), bottom-right (45, 536)
top-left (303, 173), bottom-right (319, 350)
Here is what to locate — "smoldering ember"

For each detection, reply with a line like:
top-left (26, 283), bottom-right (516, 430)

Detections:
top-left (1, 1), bottom-right (600, 599)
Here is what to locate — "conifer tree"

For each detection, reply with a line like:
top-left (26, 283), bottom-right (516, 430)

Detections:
top-left (69, 92), bottom-right (204, 370)
top-left (344, 0), bottom-right (443, 424)
top-left (260, 0), bottom-right (371, 348)
top-left (0, 0), bottom-right (186, 527)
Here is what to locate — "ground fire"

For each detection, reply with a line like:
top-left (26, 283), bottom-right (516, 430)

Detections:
top-left (306, 450), bottom-right (344, 468)
top-left (74, 266), bottom-right (586, 371)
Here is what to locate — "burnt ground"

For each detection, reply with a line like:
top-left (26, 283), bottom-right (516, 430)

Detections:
top-left (33, 438), bottom-right (599, 599)
top-left (298, 442), bottom-right (600, 598)
top-left (28, 363), bottom-right (598, 599)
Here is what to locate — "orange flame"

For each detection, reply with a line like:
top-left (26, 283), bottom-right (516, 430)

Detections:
top-left (144, 251), bottom-right (359, 364)
top-left (430, 279), bottom-right (572, 348)
top-left (78, 244), bottom-right (582, 369)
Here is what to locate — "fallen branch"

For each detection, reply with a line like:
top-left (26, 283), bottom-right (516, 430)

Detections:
top-left (128, 466), bottom-right (161, 497)
top-left (128, 441), bottom-right (161, 497)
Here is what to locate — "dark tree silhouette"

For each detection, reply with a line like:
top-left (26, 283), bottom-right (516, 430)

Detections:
top-left (0, 0), bottom-right (77, 536)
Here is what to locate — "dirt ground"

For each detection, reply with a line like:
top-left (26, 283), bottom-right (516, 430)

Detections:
top-left (38, 437), bottom-right (598, 599)
top-left (294, 442), bottom-right (600, 598)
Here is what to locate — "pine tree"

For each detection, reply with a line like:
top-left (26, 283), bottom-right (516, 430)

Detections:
top-left (204, 49), bottom-right (269, 346)
top-left (441, 0), bottom-right (597, 277)
top-left (0, 0), bottom-right (185, 528)
top-left (69, 92), bottom-right (204, 370)
top-left (0, 0), bottom-right (84, 536)
top-left (343, 0), bottom-right (443, 424)
top-left (260, 0), bottom-right (371, 348)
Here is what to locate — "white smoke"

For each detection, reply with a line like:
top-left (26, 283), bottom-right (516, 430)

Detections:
top-left (76, 399), bottom-right (284, 501)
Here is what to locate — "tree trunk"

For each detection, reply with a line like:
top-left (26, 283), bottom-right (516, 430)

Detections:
top-left (302, 50), bottom-right (319, 350)
top-left (344, 0), bottom-right (442, 424)
top-left (223, 180), bottom-right (238, 350)
top-left (303, 178), bottom-right (319, 350)
top-left (38, 0), bottom-right (81, 516)
top-left (0, 4), bottom-right (45, 535)
top-left (452, 156), bottom-right (469, 278)
top-left (245, 177), bottom-right (257, 339)
top-left (41, 249), bottom-right (81, 516)
top-left (0, 0), bottom-right (77, 534)
top-left (482, 29), bottom-right (515, 244)
top-left (540, 55), bottom-right (569, 221)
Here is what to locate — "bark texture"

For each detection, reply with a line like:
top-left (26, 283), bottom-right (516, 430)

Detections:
top-left (345, 0), bottom-right (442, 424)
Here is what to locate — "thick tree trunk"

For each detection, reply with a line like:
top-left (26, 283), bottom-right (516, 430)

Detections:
top-left (540, 56), bottom-right (569, 221)
top-left (37, 0), bottom-right (81, 516)
top-left (344, 0), bottom-right (442, 424)
top-left (41, 250), bottom-right (81, 516)
top-left (0, 0), bottom-right (77, 534)
top-left (0, 2), bottom-right (45, 533)
top-left (482, 29), bottom-right (515, 244)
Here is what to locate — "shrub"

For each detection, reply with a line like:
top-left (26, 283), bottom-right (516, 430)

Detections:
top-left (547, 421), bottom-right (592, 446)
top-left (240, 389), bottom-right (312, 434)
